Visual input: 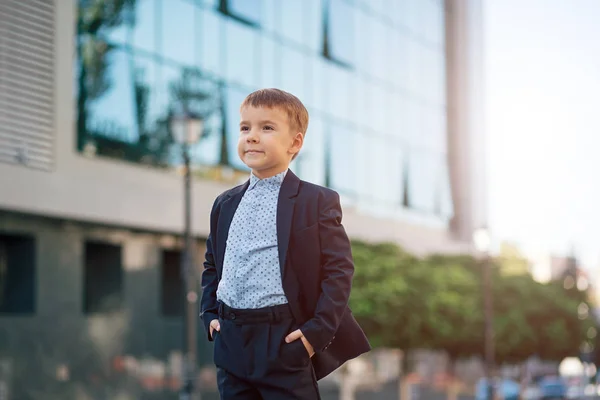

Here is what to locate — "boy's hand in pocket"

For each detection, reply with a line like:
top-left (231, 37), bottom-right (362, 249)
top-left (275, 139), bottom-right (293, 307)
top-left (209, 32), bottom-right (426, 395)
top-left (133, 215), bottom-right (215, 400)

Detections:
top-left (210, 319), bottom-right (220, 339)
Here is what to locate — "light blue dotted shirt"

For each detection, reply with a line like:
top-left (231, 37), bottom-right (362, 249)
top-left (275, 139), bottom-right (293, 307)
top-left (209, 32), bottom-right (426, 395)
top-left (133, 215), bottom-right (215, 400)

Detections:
top-left (216, 170), bottom-right (289, 309)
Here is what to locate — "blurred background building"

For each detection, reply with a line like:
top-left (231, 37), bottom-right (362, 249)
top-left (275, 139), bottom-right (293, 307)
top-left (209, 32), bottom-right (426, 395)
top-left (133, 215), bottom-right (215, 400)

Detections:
top-left (0, 0), bottom-right (484, 397)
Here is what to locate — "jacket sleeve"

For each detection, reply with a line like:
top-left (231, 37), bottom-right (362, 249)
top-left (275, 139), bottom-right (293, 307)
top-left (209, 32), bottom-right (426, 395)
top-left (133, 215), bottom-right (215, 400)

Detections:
top-left (300, 190), bottom-right (354, 352)
top-left (200, 197), bottom-right (220, 341)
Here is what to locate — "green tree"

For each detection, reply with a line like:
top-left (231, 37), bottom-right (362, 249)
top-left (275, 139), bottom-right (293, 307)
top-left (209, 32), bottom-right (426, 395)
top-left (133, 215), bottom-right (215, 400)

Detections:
top-left (422, 254), bottom-right (484, 364)
top-left (349, 241), bottom-right (428, 351)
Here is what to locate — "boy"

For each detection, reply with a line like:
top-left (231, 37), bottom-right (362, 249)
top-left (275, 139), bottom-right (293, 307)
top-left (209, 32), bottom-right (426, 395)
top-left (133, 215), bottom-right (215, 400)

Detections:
top-left (200, 88), bottom-right (370, 399)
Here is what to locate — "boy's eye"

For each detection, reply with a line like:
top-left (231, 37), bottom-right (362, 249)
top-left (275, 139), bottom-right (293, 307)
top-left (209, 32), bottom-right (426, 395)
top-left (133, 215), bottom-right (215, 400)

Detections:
top-left (240, 126), bottom-right (249, 131)
top-left (263, 125), bottom-right (274, 131)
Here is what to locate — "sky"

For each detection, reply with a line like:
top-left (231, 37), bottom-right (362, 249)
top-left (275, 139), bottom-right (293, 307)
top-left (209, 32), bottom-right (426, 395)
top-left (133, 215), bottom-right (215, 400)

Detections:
top-left (484, 0), bottom-right (600, 270)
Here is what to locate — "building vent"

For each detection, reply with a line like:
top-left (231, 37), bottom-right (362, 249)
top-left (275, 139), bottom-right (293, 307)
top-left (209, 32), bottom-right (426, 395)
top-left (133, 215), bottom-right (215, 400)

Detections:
top-left (0, 0), bottom-right (54, 171)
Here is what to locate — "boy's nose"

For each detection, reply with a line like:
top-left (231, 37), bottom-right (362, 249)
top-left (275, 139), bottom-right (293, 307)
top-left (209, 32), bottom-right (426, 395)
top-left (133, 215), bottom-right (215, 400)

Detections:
top-left (246, 131), bottom-right (259, 142)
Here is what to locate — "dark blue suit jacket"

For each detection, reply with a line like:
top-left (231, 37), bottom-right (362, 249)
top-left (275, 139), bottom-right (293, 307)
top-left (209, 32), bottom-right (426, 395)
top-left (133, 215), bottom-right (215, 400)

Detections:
top-left (200, 170), bottom-right (371, 380)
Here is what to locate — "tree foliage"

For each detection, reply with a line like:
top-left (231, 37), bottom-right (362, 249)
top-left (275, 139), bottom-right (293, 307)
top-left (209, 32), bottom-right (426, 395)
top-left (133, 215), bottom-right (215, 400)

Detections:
top-left (349, 240), bottom-right (595, 365)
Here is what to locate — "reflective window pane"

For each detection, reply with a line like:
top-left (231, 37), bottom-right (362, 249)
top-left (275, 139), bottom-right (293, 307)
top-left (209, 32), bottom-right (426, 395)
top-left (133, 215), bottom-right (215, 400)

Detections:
top-left (280, 1), bottom-right (305, 45)
top-left (161, 0), bottom-right (197, 66)
top-left (369, 15), bottom-right (386, 81)
top-left (354, 78), bottom-right (372, 128)
top-left (306, 0), bottom-right (324, 53)
top-left (329, 123), bottom-right (356, 197)
top-left (327, 63), bottom-right (352, 121)
top-left (328, 0), bottom-right (354, 66)
top-left (225, 19), bottom-right (259, 87)
top-left (308, 56), bottom-right (328, 112)
top-left (224, 86), bottom-right (247, 170)
top-left (371, 84), bottom-right (386, 134)
top-left (439, 161), bottom-right (454, 218)
top-left (407, 151), bottom-right (438, 212)
top-left (199, 9), bottom-right (225, 77)
top-left (281, 46), bottom-right (307, 103)
top-left (131, 0), bottom-right (156, 53)
top-left (296, 113), bottom-right (325, 185)
top-left (87, 48), bottom-right (136, 142)
top-left (354, 9), bottom-right (371, 74)
top-left (262, 0), bottom-right (279, 34)
top-left (228, 0), bottom-right (262, 25)
top-left (259, 36), bottom-right (281, 89)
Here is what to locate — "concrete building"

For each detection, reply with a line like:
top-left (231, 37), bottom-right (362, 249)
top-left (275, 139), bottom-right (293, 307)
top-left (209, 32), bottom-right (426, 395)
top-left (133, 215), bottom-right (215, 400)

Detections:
top-left (0, 0), bottom-right (485, 397)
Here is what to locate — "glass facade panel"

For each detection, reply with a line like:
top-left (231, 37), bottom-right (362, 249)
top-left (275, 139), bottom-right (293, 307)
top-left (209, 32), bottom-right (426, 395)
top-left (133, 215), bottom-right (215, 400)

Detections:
top-left (86, 48), bottom-right (136, 142)
top-left (199, 9), bottom-right (225, 76)
top-left (228, 0), bottom-right (262, 26)
top-left (161, 0), bottom-right (196, 66)
top-left (280, 0), bottom-right (305, 46)
top-left (305, 0), bottom-right (324, 53)
top-left (328, 123), bottom-right (356, 198)
top-left (407, 150), bottom-right (438, 213)
top-left (225, 19), bottom-right (259, 87)
top-left (281, 46), bottom-right (307, 103)
top-left (259, 35), bottom-right (280, 89)
top-left (328, 0), bottom-right (354, 66)
top-left (75, 0), bottom-right (451, 222)
top-left (224, 86), bottom-right (247, 170)
top-left (297, 114), bottom-right (326, 186)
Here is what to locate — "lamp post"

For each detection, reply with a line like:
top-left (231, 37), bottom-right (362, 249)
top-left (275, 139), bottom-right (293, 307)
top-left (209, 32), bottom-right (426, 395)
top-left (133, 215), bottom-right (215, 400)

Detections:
top-left (171, 111), bottom-right (204, 400)
top-left (473, 227), bottom-right (494, 400)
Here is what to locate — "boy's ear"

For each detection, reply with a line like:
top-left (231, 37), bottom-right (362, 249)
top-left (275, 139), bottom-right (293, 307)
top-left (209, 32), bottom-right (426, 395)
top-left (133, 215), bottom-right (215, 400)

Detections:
top-left (290, 132), bottom-right (304, 155)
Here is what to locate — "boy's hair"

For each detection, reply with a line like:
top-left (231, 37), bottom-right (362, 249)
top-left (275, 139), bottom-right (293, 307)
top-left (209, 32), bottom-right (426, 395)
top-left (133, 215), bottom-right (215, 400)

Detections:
top-left (241, 89), bottom-right (309, 160)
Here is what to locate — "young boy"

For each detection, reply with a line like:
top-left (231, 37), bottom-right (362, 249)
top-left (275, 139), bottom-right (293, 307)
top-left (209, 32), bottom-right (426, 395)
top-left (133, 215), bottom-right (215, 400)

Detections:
top-left (200, 88), bottom-right (370, 399)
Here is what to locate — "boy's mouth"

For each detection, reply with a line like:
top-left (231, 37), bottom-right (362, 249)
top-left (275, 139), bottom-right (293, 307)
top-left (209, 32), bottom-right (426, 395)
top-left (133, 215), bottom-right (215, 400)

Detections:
top-left (245, 150), bottom-right (264, 154)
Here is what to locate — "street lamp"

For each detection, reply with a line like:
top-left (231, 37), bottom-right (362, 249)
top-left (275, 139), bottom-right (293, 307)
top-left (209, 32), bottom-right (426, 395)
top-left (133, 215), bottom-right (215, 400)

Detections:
top-left (170, 111), bottom-right (204, 400)
top-left (473, 226), bottom-right (495, 400)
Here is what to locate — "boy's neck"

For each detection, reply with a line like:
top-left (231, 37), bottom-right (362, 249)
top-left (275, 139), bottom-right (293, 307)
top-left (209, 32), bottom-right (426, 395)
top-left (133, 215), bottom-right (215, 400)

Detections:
top-left (251, 165), bottom-right (289, 180)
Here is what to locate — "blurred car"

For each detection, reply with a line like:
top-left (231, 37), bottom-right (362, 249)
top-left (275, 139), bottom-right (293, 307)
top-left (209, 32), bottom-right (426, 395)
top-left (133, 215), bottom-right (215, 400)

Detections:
top-left (522, 385), bottom-right (542, 400)
top-left (475, 378), bottom-right (520, 400)
top-left (538, 375), bottom-right (567, 400)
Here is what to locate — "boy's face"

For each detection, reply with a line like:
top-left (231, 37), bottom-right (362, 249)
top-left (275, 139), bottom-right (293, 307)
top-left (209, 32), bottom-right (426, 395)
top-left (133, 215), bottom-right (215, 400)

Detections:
top-left (238, 105), bottom-right (303, 179)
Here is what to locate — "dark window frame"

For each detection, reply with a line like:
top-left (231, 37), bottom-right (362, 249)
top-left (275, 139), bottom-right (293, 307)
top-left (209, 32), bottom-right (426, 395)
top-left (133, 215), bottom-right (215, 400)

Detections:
top-left (218, 0), bottom-right (261, 28)
top-left (161, 249), bottom-right (183, 317)
top-left (0, 233), bottom-right (36, 315)
top-left (83, 240), bottom-right (124, 314)
top-left (321, 0), bottom-right (354, 69)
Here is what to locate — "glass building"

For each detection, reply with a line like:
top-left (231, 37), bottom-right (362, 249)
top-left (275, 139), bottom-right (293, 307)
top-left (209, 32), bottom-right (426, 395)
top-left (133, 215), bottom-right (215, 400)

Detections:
top-left (76, 0), bottom-right (453, 225)
top-left (0, 0), bottom-right (484, 397)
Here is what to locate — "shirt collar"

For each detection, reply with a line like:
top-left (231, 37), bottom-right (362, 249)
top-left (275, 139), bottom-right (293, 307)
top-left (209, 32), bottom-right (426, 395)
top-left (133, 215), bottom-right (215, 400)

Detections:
top-left (248, 170), bottom-right (288, 190)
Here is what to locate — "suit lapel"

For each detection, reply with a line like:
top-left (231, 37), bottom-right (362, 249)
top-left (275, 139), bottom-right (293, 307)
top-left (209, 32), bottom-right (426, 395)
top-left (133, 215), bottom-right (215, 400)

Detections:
top-left (277, 170), bottom-right (300, 276)
top-left (216, 181), bottom-right (249, 273)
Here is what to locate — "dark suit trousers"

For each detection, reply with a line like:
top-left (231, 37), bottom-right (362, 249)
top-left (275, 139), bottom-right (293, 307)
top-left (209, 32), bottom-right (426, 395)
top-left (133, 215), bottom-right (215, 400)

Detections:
top-left (213, 303), bottom-right (321, 400)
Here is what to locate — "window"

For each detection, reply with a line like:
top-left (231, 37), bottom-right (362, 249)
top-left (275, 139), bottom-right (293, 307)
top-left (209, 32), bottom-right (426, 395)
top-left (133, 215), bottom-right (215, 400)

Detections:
top-left (160, 0), bottom-right (197, 66)
top-left (281, 46), bottom-right (308, 103)
top-left (129, 0), bottom-right (157, 53)
top-left (407, 151), bottom-right (439, 213)
top-left (327, 123), bottom-right (357, 198)
top-left (259, 35), bottom-right (281, 89)
top-left (353, 9), bottom-right (371, 74)
top-left (295, 113), bottom-right (325, 185)
top-left (327, 63), bottom-right (353, 122)
top-left (224, 86), bottom-right (248, 170)
top-left (84, 241), bottom-right (123, 314)
top-left (161, 250), bottom-right (182, 317)
top-left (199, 8), bottom-right (225, 76)
top-left (218, 0), bottom-right (262, 27)
top-left (279, 0), bottom-right (304, 45)
top-left (0, 234), bottom-right (35, 314)
top-left (306, 0), bottom-right (324, 53)
top-left (322, 0), bottom-right (354, 67)
top-left (225, 19), bottom-right (260, 87)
